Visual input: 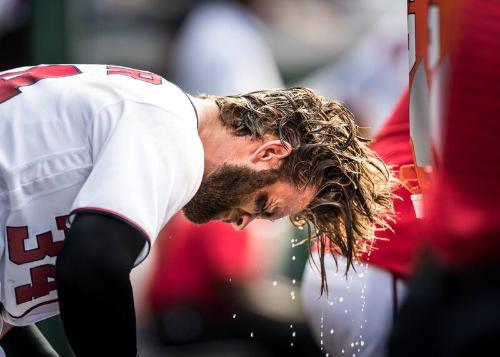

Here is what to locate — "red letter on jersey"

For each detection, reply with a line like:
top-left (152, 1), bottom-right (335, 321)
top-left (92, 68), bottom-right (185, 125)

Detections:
top-left (0, 65), bottom-right (81, 104)
top-left (107, 65), bottom-right (162, 85)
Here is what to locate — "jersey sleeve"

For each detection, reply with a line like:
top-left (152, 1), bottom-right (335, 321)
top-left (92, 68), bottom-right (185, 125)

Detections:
top-left (68, 100), bottom-right (203, 265)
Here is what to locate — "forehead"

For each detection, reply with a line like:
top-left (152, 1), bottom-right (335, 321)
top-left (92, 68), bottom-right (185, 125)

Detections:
top-left (257, 180), bottom-right (315, 216)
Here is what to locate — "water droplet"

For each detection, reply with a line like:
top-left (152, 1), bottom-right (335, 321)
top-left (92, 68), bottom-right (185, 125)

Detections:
top-left (341, 349), bottom-right (345, 354)
top-left (229, 277), bottom-right (232, 282)
top-left (355, 341), bottom-right (359, 346)
top-left (339, 297), bottom-right (344, 302)
top-left (273, 281), bottom-right (277, 286)
top-left (292, 331), bottom-right (296, 337)
top-left (360, 341), bottom-right (364, 346)
top-left (290, 342), bottom-right (294, 347)
top-left (292, 256), bottom-right (296, 261)
top-left (358, 273), bottom-right (364, 278)
top-left (351, 342), bottom-right (354, 347)
top-left (291, 295), bottom-right (296, 300)
top-left (232, 314), bottom-right (236, 319)
top-left (329, 301), bottom-right (334, 306)
top-left (330, 329), bottom-right (334, 334)
top-left (292, 279), bottom-right (296, 284)
top-left (290, 324), bottom-right (293, 329)
top-left (326, 354), bottom-right (329, 357)
top-left (250, 332), bottom-right (254, 338)
top-left (344, 309), bottom-right (348, 314)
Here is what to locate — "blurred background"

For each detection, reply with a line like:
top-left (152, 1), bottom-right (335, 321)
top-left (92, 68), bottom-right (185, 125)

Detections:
top-left (0, 0), bottom-right (407, 356)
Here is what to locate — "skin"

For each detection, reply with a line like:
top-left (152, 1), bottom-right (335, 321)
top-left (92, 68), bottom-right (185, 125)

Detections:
top-left (191, 97), bottom-right (316, 230)
top-left (220, 180), bottom-right (316, 230)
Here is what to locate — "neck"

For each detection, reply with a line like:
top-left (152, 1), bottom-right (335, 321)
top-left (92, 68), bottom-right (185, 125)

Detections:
top-left (192, 97), bottom-right (228, 176)
top-left (192, 97), bottom-right (219, 140)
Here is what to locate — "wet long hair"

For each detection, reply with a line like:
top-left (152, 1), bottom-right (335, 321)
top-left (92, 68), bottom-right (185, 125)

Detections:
top-left (202, 87), bottom-right (396, 294)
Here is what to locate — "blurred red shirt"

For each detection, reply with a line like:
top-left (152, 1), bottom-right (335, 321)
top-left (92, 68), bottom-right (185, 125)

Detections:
top-left (359, 90), bottom-right (421, 278)
top-left (149, 214), bottom-right (263, 313)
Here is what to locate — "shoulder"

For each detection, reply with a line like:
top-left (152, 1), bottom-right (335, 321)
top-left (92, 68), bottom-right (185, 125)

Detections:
top-left (65, 65), bottom-right (198, 131)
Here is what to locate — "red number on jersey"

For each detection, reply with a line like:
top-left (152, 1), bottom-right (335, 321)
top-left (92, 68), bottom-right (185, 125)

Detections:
top-left (0, 65), bottom-right (81, 104)
top-left (7, 226), bottom-right (63, 265)
top-left (106, 65), bottom-right (162, 85)
top-left (6, 215), bottom-right (68, 304)
top-left (15, 265), bottom-right (57, 305)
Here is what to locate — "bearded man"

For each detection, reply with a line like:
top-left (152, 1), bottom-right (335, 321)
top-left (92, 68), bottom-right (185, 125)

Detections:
top-left (0, 64), bottom-right (393, 356)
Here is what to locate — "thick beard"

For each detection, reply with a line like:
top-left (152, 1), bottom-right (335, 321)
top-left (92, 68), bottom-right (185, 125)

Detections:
top-left (183, 164), bottom-right (281, 224)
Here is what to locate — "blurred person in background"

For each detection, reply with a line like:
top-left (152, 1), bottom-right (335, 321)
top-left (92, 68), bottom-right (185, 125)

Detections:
top-left (168, 0), bottom-right (283, 95)
top-left (390, 0), bottom-right (500, 356)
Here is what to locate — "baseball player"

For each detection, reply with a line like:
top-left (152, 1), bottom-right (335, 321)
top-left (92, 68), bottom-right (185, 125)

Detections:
top-left (0, 64), bottom-right (394, 356)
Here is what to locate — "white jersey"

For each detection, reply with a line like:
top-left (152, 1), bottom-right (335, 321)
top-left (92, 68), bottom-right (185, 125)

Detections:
top-left (0, 64), bottom-right (204, 326)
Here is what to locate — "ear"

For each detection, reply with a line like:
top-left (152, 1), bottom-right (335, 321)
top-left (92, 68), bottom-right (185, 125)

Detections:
top-left (249, 140), bottom-right (292, 164)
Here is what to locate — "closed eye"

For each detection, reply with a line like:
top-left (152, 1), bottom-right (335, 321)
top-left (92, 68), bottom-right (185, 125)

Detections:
top-left (255, 193), bottom-right (269, 215)
top-left (254, 193), bottom-right (280, 220)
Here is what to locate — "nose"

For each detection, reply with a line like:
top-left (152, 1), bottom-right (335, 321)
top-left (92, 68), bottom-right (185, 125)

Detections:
top-left (231, 213), bottom-right (255, 231)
